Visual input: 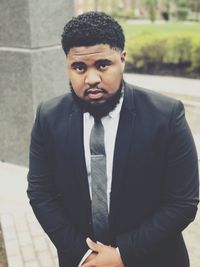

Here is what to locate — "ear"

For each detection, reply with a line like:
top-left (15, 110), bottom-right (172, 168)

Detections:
top-left (121, 50), bottom-right (126, 63)
top-left (120, 50), bottom-right (126, 72)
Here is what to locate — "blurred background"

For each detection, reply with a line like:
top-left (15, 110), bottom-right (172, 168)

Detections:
top-left (0, 0), bottom-right (199, 266)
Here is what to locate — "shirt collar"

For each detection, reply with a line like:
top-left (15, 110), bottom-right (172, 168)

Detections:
top-left (108, 89), bottom-right (124, 119)
top-left (84, 85), bottom-right (124, 120)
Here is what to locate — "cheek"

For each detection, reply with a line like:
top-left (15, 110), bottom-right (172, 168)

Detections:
top-left (71, 81), bottom-right (83, 96)
top-left (107, 65), bottom-right (123, 78)
top-left (103, 67), bottom-right (123, 86)
top-left (68, 72), bottom-right (84, 94)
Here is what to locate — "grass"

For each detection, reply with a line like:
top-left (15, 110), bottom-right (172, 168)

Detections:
top-left (120, 21), bottom-right (200, 37)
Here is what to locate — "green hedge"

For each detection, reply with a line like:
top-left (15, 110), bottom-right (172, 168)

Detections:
top-left (126, 32), bottom-right (200, 76)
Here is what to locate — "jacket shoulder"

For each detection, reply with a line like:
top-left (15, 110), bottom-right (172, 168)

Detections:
top-left (125, 82), bottom-right (183, 114)
top-left (36, 93), bottom-right (73, 119)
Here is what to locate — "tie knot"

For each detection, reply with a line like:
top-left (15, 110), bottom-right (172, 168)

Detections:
top-left (94, 116), bottom-right (101, 125)
top-left (90, 117), bottom-right (105, 155)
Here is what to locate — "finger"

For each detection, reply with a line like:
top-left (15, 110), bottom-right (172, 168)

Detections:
top-left (86, 237), bottom-right (102, 252)
top-left (81, 257), bottom-right (95, 267)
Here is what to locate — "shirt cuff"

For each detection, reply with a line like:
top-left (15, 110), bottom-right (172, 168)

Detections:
top-left (78, 249), bottom-right (93, 266)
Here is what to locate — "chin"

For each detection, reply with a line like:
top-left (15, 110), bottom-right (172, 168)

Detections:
top-left (89, 98), bottom-right (106, 104)
top-left (69, 80), bottom-right (123, 118)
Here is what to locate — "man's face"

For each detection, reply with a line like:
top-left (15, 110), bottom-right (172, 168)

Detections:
top-left (67, 44), bottom-right (126, 104)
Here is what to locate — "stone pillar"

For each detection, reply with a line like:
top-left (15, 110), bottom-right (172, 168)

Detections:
top-left (0, 0), bottom-right (74, 166)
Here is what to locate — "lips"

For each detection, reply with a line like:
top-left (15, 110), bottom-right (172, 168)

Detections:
top-left (85, 88), bottom-right (105, 100)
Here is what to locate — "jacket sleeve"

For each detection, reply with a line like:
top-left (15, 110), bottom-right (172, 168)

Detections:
top-left (27, 103), bottom-right (88, 266)
top-left (116, 101), bottom-right (199, 266)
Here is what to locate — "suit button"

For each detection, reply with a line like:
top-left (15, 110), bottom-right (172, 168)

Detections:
top-left (89, 221), bottom-right (92, 225)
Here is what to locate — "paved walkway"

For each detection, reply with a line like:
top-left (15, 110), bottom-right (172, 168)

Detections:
top-left (0, 74), bottom-right (200, 267)
top-left (124, 73), bottom-right (200, 98)
top-left (0, 163), bottom-right (58, 267)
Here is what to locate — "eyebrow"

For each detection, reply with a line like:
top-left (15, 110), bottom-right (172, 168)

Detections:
top-left (71, 59), bottom-right (112, 68)
top-left (95, 59), bottom-right (112, 66)
top-left (71, 62), bottom-right (87, 68)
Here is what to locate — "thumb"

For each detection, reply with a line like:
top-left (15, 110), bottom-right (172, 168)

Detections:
top-left (86, 237), bottom-right (102, 252)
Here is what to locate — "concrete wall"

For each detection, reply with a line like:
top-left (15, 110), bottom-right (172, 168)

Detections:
top-left (0, 0), bottom-right (74, 166)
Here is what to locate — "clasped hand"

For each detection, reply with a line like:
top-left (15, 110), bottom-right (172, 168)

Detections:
top-left (81, 238), bottom-right (125, 267)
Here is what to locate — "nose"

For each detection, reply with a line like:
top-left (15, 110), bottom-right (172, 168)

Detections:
top-left (85, 69), bottom-right (101, 85)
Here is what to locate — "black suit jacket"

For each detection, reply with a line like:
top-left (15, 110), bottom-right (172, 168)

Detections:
top-left (27, 83), bottom-right (199, 267)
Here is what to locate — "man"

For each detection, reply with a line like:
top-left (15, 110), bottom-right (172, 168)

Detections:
top-left (27, 12), bottom-right (199, 267)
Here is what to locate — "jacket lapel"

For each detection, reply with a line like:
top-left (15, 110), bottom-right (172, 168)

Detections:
top-left (68, 103), bottom-right (91, 216)
top-left (109, 84), bottom-right (136, 223)
top-left (67, 84), bottom-right (136, 223)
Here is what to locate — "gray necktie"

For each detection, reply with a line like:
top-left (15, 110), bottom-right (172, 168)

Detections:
top-left (90, 117), bottom-right (109, 244)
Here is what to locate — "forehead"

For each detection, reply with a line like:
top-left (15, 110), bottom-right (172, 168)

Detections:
top-left (67, 44), bottom-right (119, 63)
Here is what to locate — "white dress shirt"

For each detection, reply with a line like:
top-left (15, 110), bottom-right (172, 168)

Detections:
top-left (79, 93), bottom-right (124, 266)
top-left (83, 94), bottom-right (123, 210)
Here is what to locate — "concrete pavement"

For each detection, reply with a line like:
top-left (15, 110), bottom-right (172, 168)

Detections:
top-left (124, 73), bottom-right (200, 99)
top-left (0, 163), bottom-right (58, 267)
top-left (0, 74), bottom-right (200, 267)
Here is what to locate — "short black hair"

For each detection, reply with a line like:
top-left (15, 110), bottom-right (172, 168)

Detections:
top-left (61, 11), bottom-right (125, 55)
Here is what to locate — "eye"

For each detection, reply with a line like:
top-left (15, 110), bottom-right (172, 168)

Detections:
top-left (99, 63), bottom-right (109, 70)
top-left (74, 66), bottom-right (85, 73)
top-left (71, 63), bottom-right (87, 73)
top-left (96, 60), bottom-right (111, 71)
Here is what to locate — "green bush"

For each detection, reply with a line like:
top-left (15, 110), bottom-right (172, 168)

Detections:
top-left (126, 33), bottom-right (167, 68)
top-left (190, 36), bottom-right (200, 70)
top-left (176, 0), bottom-right (189, 20)
top-left (164, 33), bottom-right (192, 64)
top-left (126, 31), bottom-right (200, 76)
top-left (110, 10), bottom-right (135, 20)
top-left (176, 8), bottom-right (189, 20)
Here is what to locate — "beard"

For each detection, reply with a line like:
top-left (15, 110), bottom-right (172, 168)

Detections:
top-left (70, 81), bottom-right (123, 118)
